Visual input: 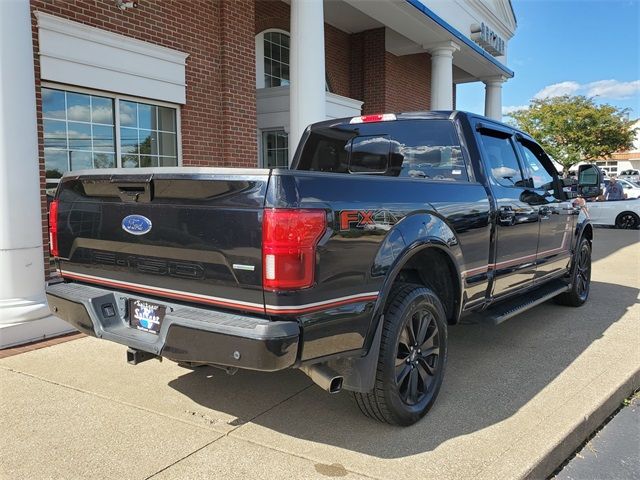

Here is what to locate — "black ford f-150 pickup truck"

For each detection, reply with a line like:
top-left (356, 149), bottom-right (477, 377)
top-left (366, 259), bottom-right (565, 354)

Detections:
top-left (46, 111), bottom-right (602, 426)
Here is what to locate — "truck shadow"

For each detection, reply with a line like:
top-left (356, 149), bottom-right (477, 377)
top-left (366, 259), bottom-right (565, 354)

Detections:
top-left (168, 278), bottom-right (638, 459)
top-left (591, 227), bottom-right (639, 261)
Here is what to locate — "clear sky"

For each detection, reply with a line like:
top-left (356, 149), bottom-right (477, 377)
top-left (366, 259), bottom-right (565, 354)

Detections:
top-left (456, 0), bottom-right (640, 119)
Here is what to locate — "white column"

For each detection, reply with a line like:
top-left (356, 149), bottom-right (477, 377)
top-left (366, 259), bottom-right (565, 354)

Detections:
top-left (428, 41), bottom-right (460, 111)
top-left (484, 76), bottom-right (506, 121)
top-left (289, 0), bottom-right (326, 161)
top-left (0, 1), bottom-right (72, 347)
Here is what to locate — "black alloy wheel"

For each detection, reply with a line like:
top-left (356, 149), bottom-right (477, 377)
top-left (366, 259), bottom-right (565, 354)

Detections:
top-left (353, 283), bottom-right (448, 426)
top-left (395, 308), bottom-right (441, 406)
top-left (615, 212), bottom-right (640, 229)
top-left (574, 240), bottom-right (592, 302)
top-left (555, 237), bottom-right (592, 307)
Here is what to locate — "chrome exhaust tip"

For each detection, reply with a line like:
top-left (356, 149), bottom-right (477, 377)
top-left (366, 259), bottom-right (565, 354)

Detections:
top-left (300, 364), bottom-right (343, 394)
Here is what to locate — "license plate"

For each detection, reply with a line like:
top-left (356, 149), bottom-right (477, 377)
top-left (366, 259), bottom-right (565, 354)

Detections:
top-left (129, 299), bottom-right (166, 335)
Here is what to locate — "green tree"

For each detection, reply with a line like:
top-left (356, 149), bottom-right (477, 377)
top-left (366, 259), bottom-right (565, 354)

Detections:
top-left (508, 95), bottom-right (636, 174)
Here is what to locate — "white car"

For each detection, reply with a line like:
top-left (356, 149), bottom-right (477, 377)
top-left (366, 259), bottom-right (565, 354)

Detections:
top-left (604, 178), bottom-right (640, 199)
top-left (619, 169), bottom-right (640, 183)
top-left (586, 199), bottom-right (640, 229)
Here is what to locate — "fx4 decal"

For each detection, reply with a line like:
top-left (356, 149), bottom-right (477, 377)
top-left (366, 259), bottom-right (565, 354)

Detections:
top-left (339, 210), bottom-right (398, 231)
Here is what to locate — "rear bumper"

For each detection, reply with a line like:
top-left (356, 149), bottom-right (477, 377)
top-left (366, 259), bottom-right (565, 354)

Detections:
top-left (46, 281), bottom-right (299, 371)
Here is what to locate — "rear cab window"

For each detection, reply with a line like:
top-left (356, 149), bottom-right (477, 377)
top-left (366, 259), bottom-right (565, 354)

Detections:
top-left (296, 119), bottom-right (470, 182)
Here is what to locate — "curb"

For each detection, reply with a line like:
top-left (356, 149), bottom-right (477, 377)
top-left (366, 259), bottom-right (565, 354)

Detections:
top-left (525, 366), bottom-right (640, 479)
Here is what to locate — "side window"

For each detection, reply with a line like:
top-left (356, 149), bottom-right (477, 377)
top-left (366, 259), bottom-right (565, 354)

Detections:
top-left (518, 142), bottom-right (555, 190)
top-left (396, 121), bottom-right (468, 181)
top-left (479, 133), bottom-right (525, 187)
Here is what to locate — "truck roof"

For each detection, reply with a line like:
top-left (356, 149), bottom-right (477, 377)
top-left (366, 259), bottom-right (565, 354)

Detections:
top-left (309, 110), bottom-right (527, 138)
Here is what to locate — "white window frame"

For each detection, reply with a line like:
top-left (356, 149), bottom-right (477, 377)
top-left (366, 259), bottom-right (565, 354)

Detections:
top-left (259, 128), bottom-right (289, 168)
top-left (255, 29), bottom-right (331, 92)
top-left (255, 29), bottom-right (291, 89)
top-left (42, 82), bottom-right (182, 177)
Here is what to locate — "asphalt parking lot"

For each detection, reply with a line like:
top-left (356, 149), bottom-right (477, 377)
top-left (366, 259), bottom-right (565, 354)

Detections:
top-left (1, 228), bottom-right (638, 480)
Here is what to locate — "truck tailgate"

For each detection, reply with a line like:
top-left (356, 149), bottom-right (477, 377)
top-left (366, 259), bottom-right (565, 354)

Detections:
top-left (54, 168), bottom-right (270, 314)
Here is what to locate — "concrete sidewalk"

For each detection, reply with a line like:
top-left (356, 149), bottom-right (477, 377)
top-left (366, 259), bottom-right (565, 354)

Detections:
top-left (555, 393), bottom-right (640, 480)
top-left (1, 228), bottom-right (639, 480)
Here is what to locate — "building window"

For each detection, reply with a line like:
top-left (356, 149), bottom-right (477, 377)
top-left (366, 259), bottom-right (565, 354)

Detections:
top-left (119, 100), bottom-right (178, 168)
top-left (43, 88), bottom-right (116, 180)
top-left (595, 161), bottom-right (618, 175)
top-left (263, 31), bottom-right (290, 88)
top-left (255, 29), bottom-right (332, 91)
top-left (43, 86), bottom-right (179, 194)
top-left (256, 29), bottom-right (290, 89)
top-left (262, 130), bottom-right (289, 168)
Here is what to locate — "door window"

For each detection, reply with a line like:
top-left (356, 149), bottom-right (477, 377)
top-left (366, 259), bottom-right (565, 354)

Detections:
top-left (518, 142), bottom-right (555, 191)
top-left (479, 133), bottom-right (525, 187)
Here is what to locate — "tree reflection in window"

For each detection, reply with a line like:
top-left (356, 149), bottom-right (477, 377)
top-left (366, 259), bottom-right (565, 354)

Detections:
top-left (119, 100), bottom-right (177, 168)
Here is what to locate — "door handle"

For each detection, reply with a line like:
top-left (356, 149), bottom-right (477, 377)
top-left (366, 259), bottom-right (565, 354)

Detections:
top-left (498, 206), bottom-right (516, 226)
top-left (539, 206), bottom-right (551, 219)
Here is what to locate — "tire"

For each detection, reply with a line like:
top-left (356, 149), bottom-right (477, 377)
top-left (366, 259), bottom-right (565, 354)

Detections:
top-left (353, 283), bottom-right (448, 426)
top-left (554, 237), bottom-right (592, 307)
top-left (614, 211), bottom-right (640, 229)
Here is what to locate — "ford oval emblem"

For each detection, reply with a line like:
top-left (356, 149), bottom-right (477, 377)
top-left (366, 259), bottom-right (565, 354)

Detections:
top-left (122, 215), bottom-right (152, 236)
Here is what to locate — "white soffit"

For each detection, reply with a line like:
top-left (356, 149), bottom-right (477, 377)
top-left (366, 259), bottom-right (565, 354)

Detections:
top-left (36, 12), bottom-right (188, 104)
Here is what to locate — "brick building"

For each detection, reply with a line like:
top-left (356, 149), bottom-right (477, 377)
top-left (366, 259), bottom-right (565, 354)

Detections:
top-left (0, 0), bottom-right (516, 346)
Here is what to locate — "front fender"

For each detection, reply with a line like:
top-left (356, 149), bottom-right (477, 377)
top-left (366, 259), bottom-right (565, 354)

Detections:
top-left (573, 207), bottom-right (593, 250)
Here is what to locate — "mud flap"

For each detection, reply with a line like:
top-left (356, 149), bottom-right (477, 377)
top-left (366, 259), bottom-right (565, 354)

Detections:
top-left (327, 314), bottom-right (384, 393)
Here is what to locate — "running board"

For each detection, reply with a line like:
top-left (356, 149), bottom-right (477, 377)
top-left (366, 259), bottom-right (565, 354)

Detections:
top-left (475, 280), bottom-right (570, 326)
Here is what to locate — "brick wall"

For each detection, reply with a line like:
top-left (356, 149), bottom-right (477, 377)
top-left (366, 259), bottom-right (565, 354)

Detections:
top-left (351, 28), bottom-right (431, 114)
top-left (219, 0), bottom-right (258, 167)
top-left (30, 0), bottom-right (256, 277)
top-left (349, 32), bottom-right (364, 103)
top-left (385, 52), bottom-right (431, 112)
top-left (325, 24), bottom-right (351, 98)
top-left (359, 28), bottom-right (387, 114)
top-left (255, 0), bottom-right (289, 33)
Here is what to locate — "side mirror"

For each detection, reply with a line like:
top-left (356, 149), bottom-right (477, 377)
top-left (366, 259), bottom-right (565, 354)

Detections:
top-left (577, 164), bottom-right (603, 198)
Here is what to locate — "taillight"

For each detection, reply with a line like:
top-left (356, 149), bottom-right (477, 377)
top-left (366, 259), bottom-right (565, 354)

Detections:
top-left (49, 199), bottom-right (59, 257)
top-left (349, 113), bottom-right (396, 124)
top-left (262, 209), bottom-right (326, 290)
